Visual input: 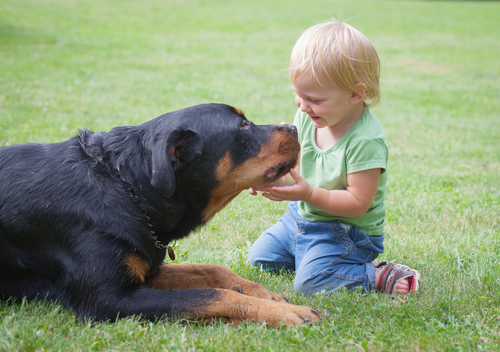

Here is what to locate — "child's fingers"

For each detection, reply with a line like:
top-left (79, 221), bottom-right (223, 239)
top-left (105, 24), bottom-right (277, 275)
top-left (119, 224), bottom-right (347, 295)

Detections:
top-left (269, 185), bottom-right (294, 194)
top-left (289, 168), bottom-right (301, 181)
top-left (289, 168), bottom-right (308, 187)
top-left (249, 185), bottom-right (272, 195)
top-left (262, 194), bottom-right (278, 201)
top-left (265, 188), bottom-right (295, 201)
top-left (262, 192), bottom-right (282, 201)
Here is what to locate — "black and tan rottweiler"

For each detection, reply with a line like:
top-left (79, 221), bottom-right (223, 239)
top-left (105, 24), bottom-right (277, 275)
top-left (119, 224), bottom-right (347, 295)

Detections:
top-left (0, 103), bottom-right (321, 326)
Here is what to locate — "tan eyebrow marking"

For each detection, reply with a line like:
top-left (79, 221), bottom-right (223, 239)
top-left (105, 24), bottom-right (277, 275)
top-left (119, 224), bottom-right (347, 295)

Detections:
top-left (234, 108), bottom-right (245, 116)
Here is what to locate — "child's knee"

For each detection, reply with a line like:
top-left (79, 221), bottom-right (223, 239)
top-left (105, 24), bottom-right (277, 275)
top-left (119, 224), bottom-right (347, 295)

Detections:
top-left (248, 232), bottom-right (295, 271)
top-left (248, 245), bottom-right (274, 270)
top-left (248, 244), bottom-right (278, 269)
top-left (250, 258), bottom-right (294, 274)
top-left (248, 244), bottom-right (258, 267)
top-left (293, 275), bottom-right (322, 296)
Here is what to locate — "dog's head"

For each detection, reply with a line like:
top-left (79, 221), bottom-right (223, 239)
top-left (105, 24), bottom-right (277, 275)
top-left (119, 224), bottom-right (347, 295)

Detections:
top-left (143, 103), bottom-right (300, 222)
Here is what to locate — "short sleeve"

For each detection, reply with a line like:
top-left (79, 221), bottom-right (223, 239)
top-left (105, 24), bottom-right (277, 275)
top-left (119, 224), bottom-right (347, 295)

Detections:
top-left (346, 138), bottom-right (388, 174)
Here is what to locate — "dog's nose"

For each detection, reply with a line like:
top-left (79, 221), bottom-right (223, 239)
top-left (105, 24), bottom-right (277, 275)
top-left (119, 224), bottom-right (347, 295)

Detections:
top-left (277, 124), bottom-right (297, 135)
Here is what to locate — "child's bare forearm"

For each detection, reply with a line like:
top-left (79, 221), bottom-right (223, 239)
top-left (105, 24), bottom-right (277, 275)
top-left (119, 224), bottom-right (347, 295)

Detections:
top-left (303, 168), bottom-right (381, 217)
top-left (305, 188), bottom-right (369, 218)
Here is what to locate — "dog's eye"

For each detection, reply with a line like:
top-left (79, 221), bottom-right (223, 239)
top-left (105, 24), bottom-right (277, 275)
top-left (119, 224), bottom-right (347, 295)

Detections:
top-left (240, 119), bottom-right (251, 129)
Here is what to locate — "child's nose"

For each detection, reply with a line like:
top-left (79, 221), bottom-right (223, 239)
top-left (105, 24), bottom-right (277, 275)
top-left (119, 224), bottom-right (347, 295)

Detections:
top-left (297, 98), bottom-right (309, 112)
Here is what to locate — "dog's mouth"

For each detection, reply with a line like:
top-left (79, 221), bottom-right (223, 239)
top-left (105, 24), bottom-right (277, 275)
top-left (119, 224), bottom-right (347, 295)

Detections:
top-left (265, 167), bottom-right (279, 180)
top-left (258, 129), bottom-right (300, 185)
top-left (264, 161), bottom-right (295, 183)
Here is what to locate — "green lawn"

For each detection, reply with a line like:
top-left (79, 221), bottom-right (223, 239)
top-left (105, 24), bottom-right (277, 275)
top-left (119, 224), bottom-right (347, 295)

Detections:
top-left (1, 0), bottom-right (499, 350)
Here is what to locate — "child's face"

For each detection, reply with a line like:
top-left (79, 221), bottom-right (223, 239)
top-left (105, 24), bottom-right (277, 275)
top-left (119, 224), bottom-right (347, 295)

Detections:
top-left (292, 72), bottom-right (363, 130)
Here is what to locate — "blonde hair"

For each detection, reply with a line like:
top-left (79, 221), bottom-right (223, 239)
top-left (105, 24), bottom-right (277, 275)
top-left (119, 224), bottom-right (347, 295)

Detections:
top-left (289, 19), bottom-right (381, 107)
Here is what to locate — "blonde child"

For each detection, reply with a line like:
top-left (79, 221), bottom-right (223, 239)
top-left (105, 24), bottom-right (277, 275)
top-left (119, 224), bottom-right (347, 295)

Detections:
top-left (248, 20), bottom-right (420, 295)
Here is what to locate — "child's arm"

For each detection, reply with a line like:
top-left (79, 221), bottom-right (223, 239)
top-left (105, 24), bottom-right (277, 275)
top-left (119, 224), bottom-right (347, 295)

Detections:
top-left (259, 168), bottom-right (380, 218)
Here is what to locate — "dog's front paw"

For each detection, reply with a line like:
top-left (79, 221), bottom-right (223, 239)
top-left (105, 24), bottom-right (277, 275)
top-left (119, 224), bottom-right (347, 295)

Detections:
top-left (281, 304), bottom-right (322, 326)
top-left (251, 300), bottom-right (322, 326)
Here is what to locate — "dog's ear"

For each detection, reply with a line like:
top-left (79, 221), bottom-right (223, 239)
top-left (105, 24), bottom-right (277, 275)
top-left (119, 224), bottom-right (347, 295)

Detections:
top-left (150, 128), bottom-right (203, 197)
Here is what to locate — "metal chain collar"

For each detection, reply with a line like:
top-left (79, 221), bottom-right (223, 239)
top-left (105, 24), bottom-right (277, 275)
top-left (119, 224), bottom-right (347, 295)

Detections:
top-left (120, 176), bottom-right (176, 260)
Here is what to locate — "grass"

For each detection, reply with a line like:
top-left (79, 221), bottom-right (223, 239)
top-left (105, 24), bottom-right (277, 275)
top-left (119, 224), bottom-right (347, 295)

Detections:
top-left (1, 0), bottom-right (499, 350)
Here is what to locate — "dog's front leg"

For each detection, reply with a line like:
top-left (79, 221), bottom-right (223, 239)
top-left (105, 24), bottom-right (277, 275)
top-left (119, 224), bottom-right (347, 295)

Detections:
top-left (88, 285), bottom-right (321, 326)
top-left (146, 263), bottom-right (290, 303)
top-left (179, 288), bottom-right (321, 326)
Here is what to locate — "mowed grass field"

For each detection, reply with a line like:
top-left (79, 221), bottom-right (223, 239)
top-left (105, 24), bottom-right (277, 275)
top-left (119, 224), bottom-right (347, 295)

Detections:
top-left (1, 0), bottom-right (499, 351)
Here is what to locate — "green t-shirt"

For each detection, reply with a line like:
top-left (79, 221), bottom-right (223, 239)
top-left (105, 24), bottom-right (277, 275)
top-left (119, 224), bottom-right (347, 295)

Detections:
top-left (293, 107), bottom-right (388, 236)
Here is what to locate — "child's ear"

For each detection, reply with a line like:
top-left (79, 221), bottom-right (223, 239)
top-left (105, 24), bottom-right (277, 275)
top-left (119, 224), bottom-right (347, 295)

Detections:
top-left (350, 83), bottom-right (367, 104)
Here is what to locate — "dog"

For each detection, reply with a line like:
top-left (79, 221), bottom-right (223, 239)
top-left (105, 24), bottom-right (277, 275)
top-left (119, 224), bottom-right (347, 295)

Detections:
top-left (0, 103), bottom-right (321, 326)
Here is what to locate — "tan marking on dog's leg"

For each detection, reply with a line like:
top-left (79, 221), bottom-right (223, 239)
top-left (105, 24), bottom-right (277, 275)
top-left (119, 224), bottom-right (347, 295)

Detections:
top-left (146, 263), bottom-right (289, 302)
top-left (186, 289), bottom-right (321, 327)
top-left (123, 253), bottom-right (150, 284)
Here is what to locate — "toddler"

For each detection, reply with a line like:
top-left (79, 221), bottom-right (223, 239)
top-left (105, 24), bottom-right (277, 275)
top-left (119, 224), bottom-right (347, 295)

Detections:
top-left (248, 20), bottom-right (420, 295)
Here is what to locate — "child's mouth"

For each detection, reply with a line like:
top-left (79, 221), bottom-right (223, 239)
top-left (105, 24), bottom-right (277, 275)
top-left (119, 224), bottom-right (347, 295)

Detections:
top-left (309, 115), bottom-right (320, 121)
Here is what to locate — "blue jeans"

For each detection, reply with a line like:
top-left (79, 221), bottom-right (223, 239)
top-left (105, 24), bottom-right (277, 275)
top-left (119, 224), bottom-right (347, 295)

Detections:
top-left (248, 202), bottom-right (384, 295)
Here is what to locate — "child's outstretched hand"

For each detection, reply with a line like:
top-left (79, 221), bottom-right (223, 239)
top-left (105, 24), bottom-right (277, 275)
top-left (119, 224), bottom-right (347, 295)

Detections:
top-left (248, 185), bottom-right (265, 196)
top-left (259, 168), bottom-right (313, 202)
